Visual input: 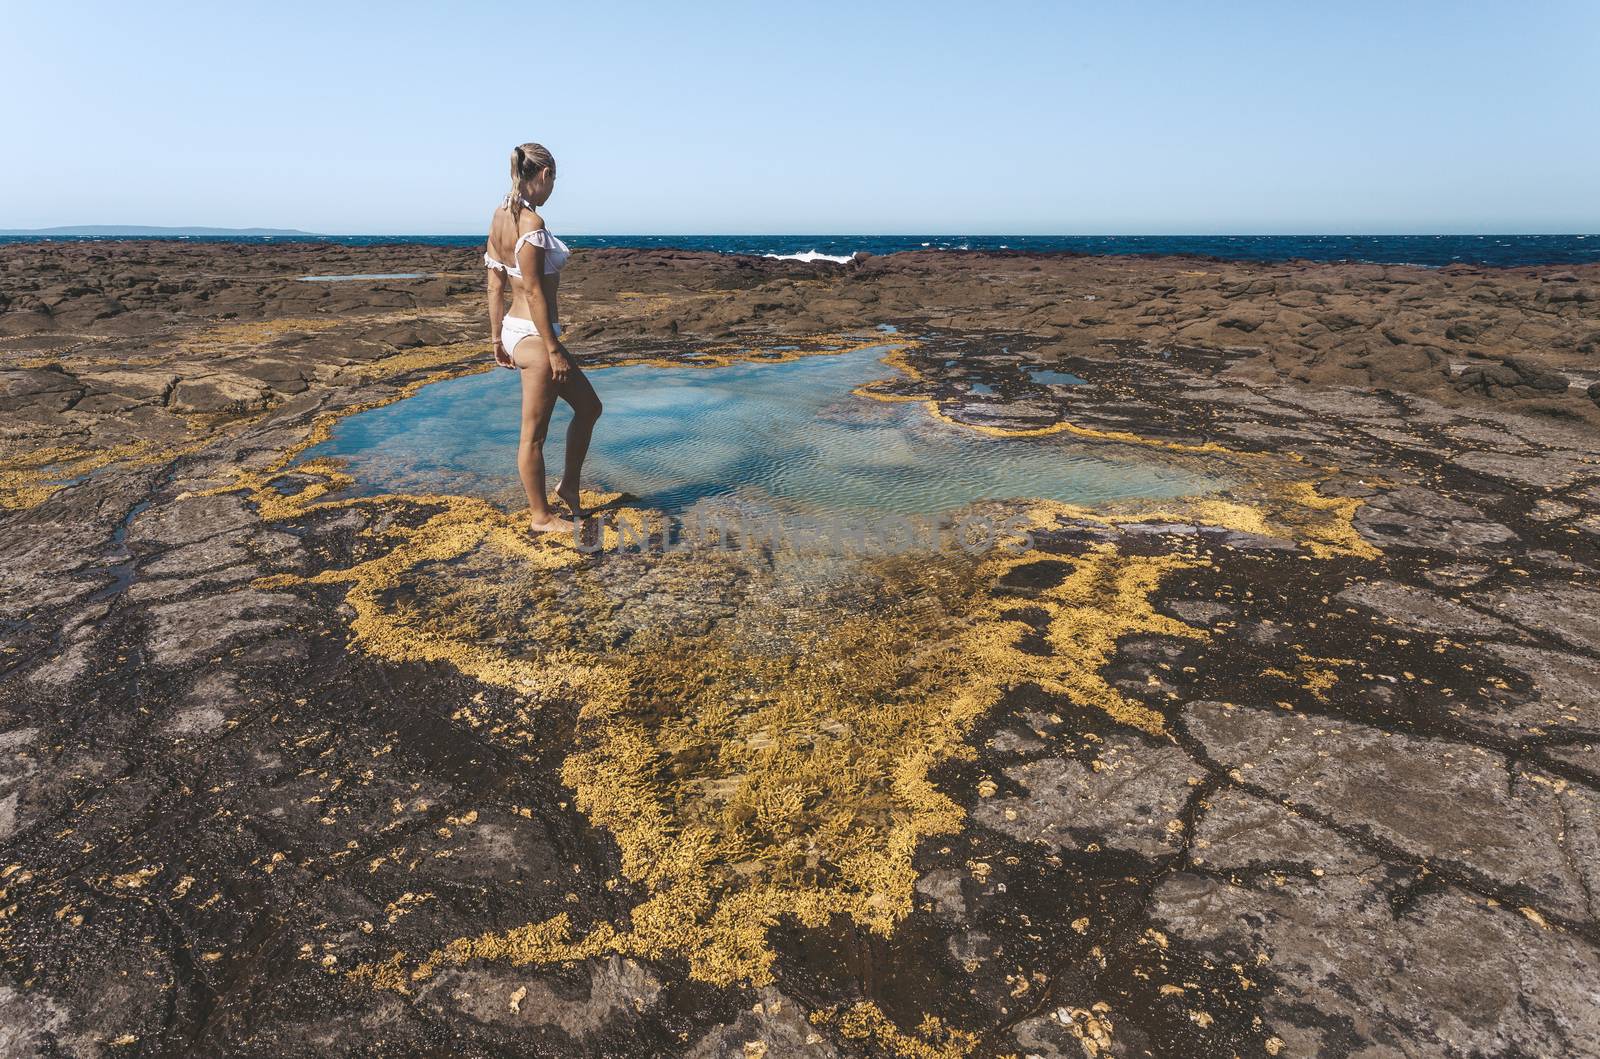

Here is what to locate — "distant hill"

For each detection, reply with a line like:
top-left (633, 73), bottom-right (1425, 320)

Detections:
top-left (0, 225), bottom-right (321, 237)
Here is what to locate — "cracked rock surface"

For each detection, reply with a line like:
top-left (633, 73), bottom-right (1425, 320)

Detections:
top-left (1, 242), bottom-right (1598, 1057)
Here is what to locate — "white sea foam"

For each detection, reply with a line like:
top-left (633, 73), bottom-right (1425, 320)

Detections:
top-left (762, 249), bottom-right (855, 264)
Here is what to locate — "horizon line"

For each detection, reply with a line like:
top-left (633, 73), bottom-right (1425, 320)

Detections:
top-left (3, 228), bottom-right (1598, 239)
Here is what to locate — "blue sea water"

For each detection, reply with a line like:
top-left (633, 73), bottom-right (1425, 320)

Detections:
top-left (4, 232), bottom-right (1597, 268)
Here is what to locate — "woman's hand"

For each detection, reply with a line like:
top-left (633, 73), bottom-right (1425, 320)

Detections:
top-left (546, 340), bottom-right (573, 383)
top-left (493, 338), bottom-right (515, 370)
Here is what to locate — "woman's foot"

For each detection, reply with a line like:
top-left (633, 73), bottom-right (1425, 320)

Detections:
top-left (553, 479), bottom-right (585, 518)
top-left (527, 513), bottom-right (572, 535)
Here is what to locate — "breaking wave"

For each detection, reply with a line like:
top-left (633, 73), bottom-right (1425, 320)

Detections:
top-left (761, 249), bottom-right (856, 264)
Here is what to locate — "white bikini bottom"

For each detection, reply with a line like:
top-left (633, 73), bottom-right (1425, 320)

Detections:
top-left (502, 315), bottom-right (562, 353)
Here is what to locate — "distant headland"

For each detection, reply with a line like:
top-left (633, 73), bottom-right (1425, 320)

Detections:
top-left (0, 225), bottom-right (321, 237)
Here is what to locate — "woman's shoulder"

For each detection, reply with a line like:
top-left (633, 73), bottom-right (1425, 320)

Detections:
top-left (516, 209), bottom-right (546, 233)
top-left (488, 204), bottom-right (515, 240)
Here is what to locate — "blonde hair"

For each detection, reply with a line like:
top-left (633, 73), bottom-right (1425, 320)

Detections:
top-left (506, 142), bottom-right (555, 219)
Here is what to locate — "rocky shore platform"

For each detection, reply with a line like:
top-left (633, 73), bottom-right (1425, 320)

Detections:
top-left (2, 240), bottom-right (1599, 1057)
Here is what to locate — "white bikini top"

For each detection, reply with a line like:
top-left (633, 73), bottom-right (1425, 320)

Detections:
top-left (486, 197), bottom-right (571, 277)
top-left (485, 227), bottom-right (571, 278)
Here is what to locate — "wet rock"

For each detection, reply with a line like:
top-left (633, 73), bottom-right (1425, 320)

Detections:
top-left (1190, 787), bottom-right (1370, 873)
top-left (1486, 644), bottom-right (1600, 728)
top-left (1530, 497), bottom-right (1581, 521)
top-left (972, 734), bottom-right (1196, 858)
top-left (0, 985), bottom-right (86, 1058)
top-left (1451, 449), bottom-right (1594, 489)
top-left (77, 368), bottom-right (179, 403)
top-left (0, 727), bottom-right (39, 839)
top-left (128, 561), bottom-right (259, 602)
top-left (141, 530), bottom-right (258, 578)
top-left (1183, 701), bottom-right (1593, 921)
top-left (168, 373), bottom-right (272, 414)
top-left (22, 637), bottom-right (94, 688)
top-left (144, 589), bottom-right (311, 665)
top-left (1453, 357), bottom-right (1570, 399)
top-left (165, 668), bottom-right (248, 737)
top-left (1545, 741), bottom-right (1600, 779)
top-left (230, 357), bottom-right (310, 395)
top-left (412, 955), bottom-right (662, 1040)
top-left (914, 867), bottom-right (967, 918)
top-left (686, 989), bottom-right (839, 1057)
top-left (1161, 600), bottom-right (1239, 627)
top-left (365, 321), bottom-right (454, 349)
top-left (1353, 486), bottom-right (1516, 550)
top-left (0, 366), bottom-right (82, 413)
top-left (1154, 832), bottom-right (1600, 1056)
top-left (129, 493), bottom-right (256, 545)
top-left (1337, 579), bottom-right (1520, 639)
top-left (1488, 584), bottom-right (1600, 652)
top-left (1420, 562), bottom-right (1492, 588)
top-left (985, 725), bottom-right (1048, 755)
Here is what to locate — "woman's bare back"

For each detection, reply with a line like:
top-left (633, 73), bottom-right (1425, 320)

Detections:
top-left (487, 204), bottom-right (559, 320)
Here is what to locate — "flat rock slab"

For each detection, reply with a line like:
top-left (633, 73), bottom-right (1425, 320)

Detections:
top-left (1183, 700), bottom-right (1595, 924)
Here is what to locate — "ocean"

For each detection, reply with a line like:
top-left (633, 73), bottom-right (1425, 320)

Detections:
top-left (2, 233), bottom-right (1596, 269)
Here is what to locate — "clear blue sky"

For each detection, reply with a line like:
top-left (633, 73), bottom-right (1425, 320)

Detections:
top-left (6, 1), bottom-right (1597, 234)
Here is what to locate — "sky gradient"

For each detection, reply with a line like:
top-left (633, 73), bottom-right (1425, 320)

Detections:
top-left (6, 1), bottom-right (1598, 235)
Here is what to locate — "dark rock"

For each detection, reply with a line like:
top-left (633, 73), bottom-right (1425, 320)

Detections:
top-left (1453, 356), bottom-right (1570, 398)
top-left (0, 366), bottom-right (82, 413)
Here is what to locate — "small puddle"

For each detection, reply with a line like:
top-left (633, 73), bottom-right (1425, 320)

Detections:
top-left (1029, 368), bottom-right (1088, 386)
top-left (297, 273), bottom-right (433, 282)
top-left (300, 345), bottom-right (1228, 516)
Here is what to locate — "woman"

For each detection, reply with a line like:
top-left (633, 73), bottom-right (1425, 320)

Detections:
top-left (485, 142), bottom-right (602, 534)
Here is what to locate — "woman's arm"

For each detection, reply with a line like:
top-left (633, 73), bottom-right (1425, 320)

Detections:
top-left (486, 255), bottom-right (511, 367)
top-left (515, 224), bottom-right (572, 382)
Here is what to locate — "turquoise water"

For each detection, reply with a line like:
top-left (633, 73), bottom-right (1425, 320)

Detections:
top-left (301, 345), bottom-right (1227, 516)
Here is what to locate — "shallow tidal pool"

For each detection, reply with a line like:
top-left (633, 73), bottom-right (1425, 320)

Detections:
top-left (302, 344), bottom-right (1227, 516)
top-left (296, 272), bottom-right (433, 282)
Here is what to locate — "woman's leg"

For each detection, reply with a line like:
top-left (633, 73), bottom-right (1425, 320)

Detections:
top-left (511, 338), bottom-right (566, 532)
top-left (553, 364), bottom-right (603, 514)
